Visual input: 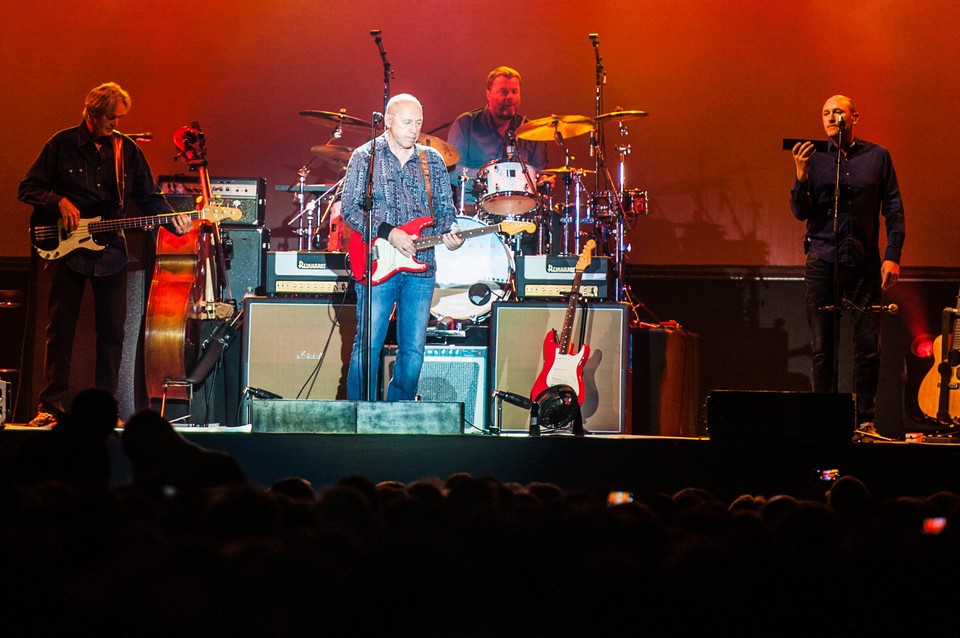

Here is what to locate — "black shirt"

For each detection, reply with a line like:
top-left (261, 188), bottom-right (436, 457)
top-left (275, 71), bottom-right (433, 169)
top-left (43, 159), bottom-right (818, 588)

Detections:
top-left (19, 121), bottom-right (173, 275)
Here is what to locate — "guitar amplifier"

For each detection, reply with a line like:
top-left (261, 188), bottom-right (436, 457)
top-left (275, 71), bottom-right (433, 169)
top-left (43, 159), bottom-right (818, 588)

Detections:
top-left (515, 255), bottom-right (610, 300)
top-left (159, 174), bottom-right (266, 226)
top-left (266, 251), bottom-right (353, 295)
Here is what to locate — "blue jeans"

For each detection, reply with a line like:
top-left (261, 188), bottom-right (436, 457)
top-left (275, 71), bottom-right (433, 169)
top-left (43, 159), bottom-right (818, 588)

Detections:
top-left (347, 272), bottom-right (435, 401)
top-left (804, 252), bottom-right (882, 423)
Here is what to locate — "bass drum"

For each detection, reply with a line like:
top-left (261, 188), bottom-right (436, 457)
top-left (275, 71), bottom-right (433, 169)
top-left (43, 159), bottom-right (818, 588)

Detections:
top-left (431, 216), bottom-right (514, 323)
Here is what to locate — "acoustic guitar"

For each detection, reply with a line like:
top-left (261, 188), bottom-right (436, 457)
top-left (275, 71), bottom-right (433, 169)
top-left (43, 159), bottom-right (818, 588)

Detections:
top-left (917, 290), bottom-right (960, 424)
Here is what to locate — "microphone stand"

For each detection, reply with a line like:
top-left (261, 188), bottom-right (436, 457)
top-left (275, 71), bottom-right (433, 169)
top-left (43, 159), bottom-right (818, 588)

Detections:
top-left (828, 121), bottom-right (845, 392)
top-left (360, 116), bottom-right (380, 401)
top-left (371, 29), bottom-right (392, 117)
top-left (589, 33), bottom-right (605, 193)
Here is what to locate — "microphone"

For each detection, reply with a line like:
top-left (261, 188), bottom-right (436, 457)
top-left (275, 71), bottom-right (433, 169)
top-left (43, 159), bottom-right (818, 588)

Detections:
top-left (126, 132), bottom-right (153, 141)
top-left (868, 303), bottom-right (899, 315)
top-left (837, 114), bottom-right (846, 131)
top-left (244, 386), bottom-right (283, 400)
top-left (492, 389), bottom-right (533, 411)
top-left (372, 112), bottom-right (384, 124)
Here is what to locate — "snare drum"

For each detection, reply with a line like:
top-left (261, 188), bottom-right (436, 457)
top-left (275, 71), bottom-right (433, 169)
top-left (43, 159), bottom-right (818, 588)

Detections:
top-left (431, 216), bottom-right (514, 322)
top-left (476, 159), bottom-right (539, 216)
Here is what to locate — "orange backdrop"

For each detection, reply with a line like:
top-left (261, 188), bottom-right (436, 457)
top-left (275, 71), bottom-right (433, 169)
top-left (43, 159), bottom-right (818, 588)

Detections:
top-left (3, 0), bottom-right (958, 266)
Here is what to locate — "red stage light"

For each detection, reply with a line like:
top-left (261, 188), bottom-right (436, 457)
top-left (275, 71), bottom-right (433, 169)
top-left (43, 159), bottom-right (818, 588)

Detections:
top-left (911, 334), bottom-right (936, 359)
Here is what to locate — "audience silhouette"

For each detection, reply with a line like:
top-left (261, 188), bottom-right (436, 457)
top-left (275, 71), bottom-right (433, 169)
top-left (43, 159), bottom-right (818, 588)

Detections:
top-left (1, 420), bottom-right (957, 634)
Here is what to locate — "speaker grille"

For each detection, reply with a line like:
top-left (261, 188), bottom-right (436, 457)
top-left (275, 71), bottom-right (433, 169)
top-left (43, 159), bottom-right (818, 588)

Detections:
top-left (243, 298), bottom-right (356, 400)
top-left (491, 302), bottom-right (628, 433)
top-left (382, 345), bottom-right (487, 431)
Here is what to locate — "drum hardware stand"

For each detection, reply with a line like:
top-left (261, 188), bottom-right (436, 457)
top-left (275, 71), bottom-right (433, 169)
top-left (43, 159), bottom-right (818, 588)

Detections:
top-left (457, 168), bottom-right (470, 215)
top-left (589, 32), bottom-right (606, 193)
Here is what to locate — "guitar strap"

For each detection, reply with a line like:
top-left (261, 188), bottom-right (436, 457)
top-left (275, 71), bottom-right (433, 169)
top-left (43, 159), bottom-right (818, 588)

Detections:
top-left (112, 134), bottom-right (125, 211)
top-left (416, 144), bottom-right (435, 221)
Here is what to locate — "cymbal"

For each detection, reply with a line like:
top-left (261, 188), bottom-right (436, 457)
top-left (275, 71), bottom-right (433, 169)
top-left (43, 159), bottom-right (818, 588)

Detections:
top-left (310, 145), bottom-right (354, 168)
top-left (299, 110), bottom-right (371, 129)
top-left (417, 133), bottom-right (460, 166)
top-left (596, 109), bottom-right (649, 123)
top-left (515, 115), bottom-right (595, 141)
top-left (539, 166), bottom-right (596, 175)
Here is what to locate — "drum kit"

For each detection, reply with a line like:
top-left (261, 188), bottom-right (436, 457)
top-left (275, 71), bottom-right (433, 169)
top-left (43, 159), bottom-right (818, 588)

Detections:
top-left (285, 105), bottom-right (650, 325)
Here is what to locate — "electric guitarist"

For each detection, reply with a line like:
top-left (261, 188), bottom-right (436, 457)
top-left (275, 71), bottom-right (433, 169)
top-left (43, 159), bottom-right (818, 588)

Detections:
top-left (18, 82), bottom-right (192, 427)
top-left (339, 94), bottom-right (463, 402)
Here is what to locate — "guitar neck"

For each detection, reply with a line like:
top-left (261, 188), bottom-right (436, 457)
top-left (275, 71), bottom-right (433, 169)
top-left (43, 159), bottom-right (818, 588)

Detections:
top-left (86, 210), bottom-right (202, 234)
top-left (411, 223), bottom-right (500, 251)
top-left (557, 270), bottom-right (586, 354)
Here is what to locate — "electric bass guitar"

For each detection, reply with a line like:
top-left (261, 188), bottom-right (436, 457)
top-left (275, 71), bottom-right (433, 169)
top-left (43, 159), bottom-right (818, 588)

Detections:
top-left (530, 240), bottom-right (596, 405)
top-left (348, 216), bottom-right (534, 285)
top-left (917, 289), bottom-right (960, 424)
top-left (30, 205), bottom-right (242, 261)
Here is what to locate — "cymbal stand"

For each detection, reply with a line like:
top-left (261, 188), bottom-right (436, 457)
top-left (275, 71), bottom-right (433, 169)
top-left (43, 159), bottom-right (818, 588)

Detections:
top-left (457, 168), bottom-right (469, 215)
top-left (289, 165), bottom-right (313, 251)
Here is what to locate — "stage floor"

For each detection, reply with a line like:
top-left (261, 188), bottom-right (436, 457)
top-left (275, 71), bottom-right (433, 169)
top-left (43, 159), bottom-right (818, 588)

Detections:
top-left (3, 424), bottom-right (960, 501)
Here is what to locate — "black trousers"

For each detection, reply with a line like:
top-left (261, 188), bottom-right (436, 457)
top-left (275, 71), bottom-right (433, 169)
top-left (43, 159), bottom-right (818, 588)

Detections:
top-left (804, 252), bottom-right (882, 424)
top-left (39, 262), bottom-right (127, 413)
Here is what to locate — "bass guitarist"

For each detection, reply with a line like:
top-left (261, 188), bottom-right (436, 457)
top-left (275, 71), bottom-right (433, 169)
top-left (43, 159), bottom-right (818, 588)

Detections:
top-left (18, 82), bottom-right (192, 427)
top-left (341, 94), bottom-right (463, 401)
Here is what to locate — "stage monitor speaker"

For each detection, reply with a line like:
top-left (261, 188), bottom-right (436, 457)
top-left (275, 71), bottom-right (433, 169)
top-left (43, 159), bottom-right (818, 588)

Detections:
top-left (159, 175), bottom-right (266, 226)
top-left (220, 225), bottom-right (269, 296)
top-left (706, 390), bottom-right (856, 442)
top-left (243, 297), bottom-right (356, 400)
top-left (490, 301), bottom-right (629, 433)
top-left (381, 345), bottom-right (487, 432)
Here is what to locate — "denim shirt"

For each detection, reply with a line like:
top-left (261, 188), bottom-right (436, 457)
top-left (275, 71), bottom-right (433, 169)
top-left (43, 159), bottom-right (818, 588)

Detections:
top-left (19, 122), bottom-right (173, 275)
top-left (790, 138), bottom-right (905, 267)
top-left (341, 134), bottom-right (458, 277)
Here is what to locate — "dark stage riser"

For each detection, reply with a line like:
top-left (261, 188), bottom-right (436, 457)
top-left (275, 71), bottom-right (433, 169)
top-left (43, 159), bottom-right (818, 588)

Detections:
top-left (3, 430), bottom-right (960, 503)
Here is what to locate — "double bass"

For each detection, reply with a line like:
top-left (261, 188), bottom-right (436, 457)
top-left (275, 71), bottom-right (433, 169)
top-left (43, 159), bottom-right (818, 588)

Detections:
top-left (143, 123), bottom-right (237, 402)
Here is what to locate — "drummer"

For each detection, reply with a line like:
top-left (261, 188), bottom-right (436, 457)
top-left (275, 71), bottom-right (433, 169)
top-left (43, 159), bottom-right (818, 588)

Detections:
top-left (447, 66), bottom-right (549, 214)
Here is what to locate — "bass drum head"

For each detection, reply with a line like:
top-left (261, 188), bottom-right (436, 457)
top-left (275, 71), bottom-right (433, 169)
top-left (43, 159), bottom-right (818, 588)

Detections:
top-left (431, 215), bottom-right (514, 322)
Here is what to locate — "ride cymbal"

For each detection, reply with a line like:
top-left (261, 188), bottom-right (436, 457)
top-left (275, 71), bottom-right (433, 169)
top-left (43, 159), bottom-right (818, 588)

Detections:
top-left (596, 109), bottom-right (649, 123)
top-left (299, 110), bottom-right (371, 129)
top-left (515, 115), bottom-right (595, 141)
top-left (418, 133), bottom-right (460, 166)
top-left (310, 145), bottom-right (354, 168)
top-left (539, 166), bottom-right (596, 175)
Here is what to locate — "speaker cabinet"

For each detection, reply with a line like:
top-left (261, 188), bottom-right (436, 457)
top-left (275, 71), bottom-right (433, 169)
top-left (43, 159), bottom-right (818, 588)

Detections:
top-left (490, 301), bottom-right (629, 433)
top-left (243, 297), bottom-right (356, 400)
top-left (381, 345), bottom-right (487, 431)
top-left (706, 390), bottom-right (856, 442)
top-left (159, 175), bottom-right (266, 226)
top-left (220, 226), bottom-right (269, 296)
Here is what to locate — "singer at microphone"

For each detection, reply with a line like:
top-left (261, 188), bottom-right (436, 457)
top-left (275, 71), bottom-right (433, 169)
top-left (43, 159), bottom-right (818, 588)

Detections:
top-left (788, 93), bottom-right (906, 431)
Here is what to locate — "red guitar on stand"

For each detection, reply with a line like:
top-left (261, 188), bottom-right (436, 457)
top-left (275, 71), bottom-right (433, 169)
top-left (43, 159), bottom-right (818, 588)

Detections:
top-left (530, 240), bottom-right (596, 405)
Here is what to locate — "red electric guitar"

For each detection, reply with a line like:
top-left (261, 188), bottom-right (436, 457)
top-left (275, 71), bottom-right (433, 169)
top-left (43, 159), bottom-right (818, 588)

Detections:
top-left (530, 240), bottom-right (596, 405)
top-left (348, 216), bottom-right (534, 285)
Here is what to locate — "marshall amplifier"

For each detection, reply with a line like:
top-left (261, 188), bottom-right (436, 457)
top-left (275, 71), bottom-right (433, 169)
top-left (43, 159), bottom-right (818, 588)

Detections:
top-left (159, 174), bottom-right (266, 226)
top-left (515, 255), bottom-right (610, 300)
top-left (266, 251), bottom-right (353, 295)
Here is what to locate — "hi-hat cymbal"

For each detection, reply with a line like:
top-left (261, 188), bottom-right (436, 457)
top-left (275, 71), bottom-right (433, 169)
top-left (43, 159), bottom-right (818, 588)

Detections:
top-left (515, 115), bottom-right (595, 141)
top-left (596, 109), bottom-right (649, 123)
top-left (299, 110), bottom-right (371, 129)
top-left (310, 145), bottom-right (354, 168)
top-left (539, 166), bottom-right (596, 175)
top-left (418, 134), bottom-right (460, 166)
